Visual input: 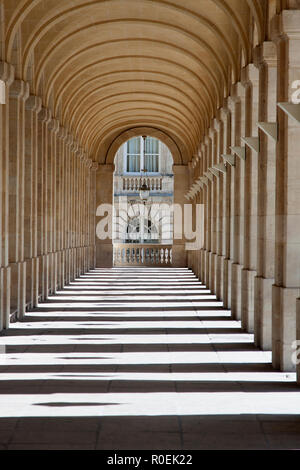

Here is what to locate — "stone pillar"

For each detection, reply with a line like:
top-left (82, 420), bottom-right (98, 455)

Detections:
top-left (297, 298), bottom-right (300, 383)
top-left (213, 118), bottom-right (224, 300)
top-left (57, 127), bottom-right (68, 288)
top-left (0, 62), bottom-right (14, 330)
top-left (48, 119), bottom-right (60, 294)
top-left (9, 79), bottom-right (29, 320)
top-left (220, 106), bottom-right (232, 309)
top-left (90, 161), bottom-right (98, 269)
top-left (172, 164), bottom-right (189, 267)
top-left (96, 163), bottom-right (114, 268)
top-left (204, 136), bottom-right (212, 288)
top-left (37, 107), bottom-right (52, 300)
top-left (64, 133), bottom-right (73, 282)
top-left (228, 85), bottom-right (245, 321)
top-left (241, 64), bottom-right (259, 333)
top-left (24, 94), bottom-right (42, 308)
top-left (209, 126), bottom-right (218, 295)
top-left (272, 10), bottom-right (300, 371)
top-left (199, 144), bottom-right (206, 283)
top-left (254, 41), bottom-right (277, 350)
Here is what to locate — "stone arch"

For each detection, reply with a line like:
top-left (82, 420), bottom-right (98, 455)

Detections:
top-left (106, 127), bottom-right (183, 165)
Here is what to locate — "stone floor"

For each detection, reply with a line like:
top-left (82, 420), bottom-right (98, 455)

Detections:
top-left (0, 267), bottom-right (300, 449)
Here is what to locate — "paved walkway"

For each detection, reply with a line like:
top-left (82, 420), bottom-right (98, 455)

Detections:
top-left (0, 268), bottom-right (300, 449)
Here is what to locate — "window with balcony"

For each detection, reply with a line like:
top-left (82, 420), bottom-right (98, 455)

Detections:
top-left (125, 136), bottom-right (159, 174)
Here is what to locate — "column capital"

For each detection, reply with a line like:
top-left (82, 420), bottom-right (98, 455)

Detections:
top-left (227, 94), bottom-right (239, 110)
top-left (77, 147), bottom-right (85, 160)
top-left (254, 41), bottom-right (277, 68)
top-left (90, 160), bottom-right (99, 171)
top-left (0, 61), bottom-right (14, 85)
top-left (9, 79), bottom-right (30, 101)
top-left (172, 164), bottom-right (188, 175)
top-left (48, 118), bottom-right (60, 134)
top-left (25, 95), bottom-right (42, 113)
top-left (281, 10), bottom-right (300, 39)
top-left (204, 135), bottom-right (211, 146)
top-left (230, 81), bottom-right (246, 103)
top-left (212, 117), bottom-right (221, 132)
top-left (57, 126), bottom-right (68, 140)
top-left (38, 107), bottom-right (52, 123)
top-left (71, 140), bottom-right (79, 153)
top-left (97, 163), bottom-right (115, 173)
top-left (189, 160), bottom-right (196, 172)
top-left (66, 133), bottom-right (74, 147)
top-left (209, 126), bottom-right (216, 139)
top-left (243, 63), bottom-right (259, 85)
top-left (220, 105), bottom-right (230, 121)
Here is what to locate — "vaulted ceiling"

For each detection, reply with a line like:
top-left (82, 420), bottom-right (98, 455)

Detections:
top-left (3, 0), bottom-right (265, 163)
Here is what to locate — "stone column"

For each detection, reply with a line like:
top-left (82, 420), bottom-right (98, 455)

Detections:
top-left (254, 41), bottom-right (277, 350)
top-left (0, 62), bottom-right (14, 329)
top-left (96, 163), bottom-right (114, 268)
top-left (220, 105), bottom-right (232, 309)
top-left (228, 86), bottom-right (244, 320)
top-left (9, 79), bottom-right (29, 320)
top-left (90, 161), bottom-right (98, 269)
top-left (48, 119), bottom-right (59, 294)
top-left (37, 107), bottom-right (52, 300)
top-left (241, 64), bottom-right (259, 333)
top-left (57, 127), bottom-right (68, 288)
top-left (199, 144), bottom-right (206, 283)
top-left (24, 94), bottom-right (42, 308)
top-left (272, 10), bottom-right (300, 371)
top-left (187, 160), bottom-right (195, 273)
top-left (172, 164), bottom-right (189, 267)
top-left (209, 126), bottom-right (218, 295)
top-left (204, 136), bottom-right (212, 288)
top-left (64, 133), bottom-right (73, 283)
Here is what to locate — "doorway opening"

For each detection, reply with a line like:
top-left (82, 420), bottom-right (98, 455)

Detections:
top-left (113, 135), bottom-right (174, 266)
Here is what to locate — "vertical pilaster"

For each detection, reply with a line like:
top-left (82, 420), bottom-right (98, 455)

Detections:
top-left (0, 62), bottom-right (14, 329)
top-left (254, 41), bottom-right (278, 350)
top-left (96, 163), bottom-right (115, 267)
top-left (241, 64), bottom-right (259, 333)
top-left (273, 11), bottom-right (300, 371)
top-left (37, 107), bottom-right (52, 300)
top-left (24, 95), bottom-right (42, 308)
top-left (220, 106), bottom-right (232, 309)
top-left (228, 85), bottom-right (244, 320)
top-left (8, 79), bottom-right (29, 319)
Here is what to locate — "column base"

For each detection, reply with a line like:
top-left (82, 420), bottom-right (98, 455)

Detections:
top-left (231, 262), bottom-right (242, 320)
top-left (254, 276), bottom-right (274, 350)
top-left (38, 255), bottom-right (49, 300)
top-left (204, 250), bottom-right (210, 289)
top-left (209, 252), bottom-right (217, 294)
top-left (215, 254), bottom-right (223, 300)
top-left (0, 266), bottom-right (11, 330)
top-left (10, 261), bottom-right (26, 321)
top-left (96, 243), bottom-right (114, 268)
top-left (272, 285), bottom-right (299, 371)
top-left (241, 268), bottom-right (257, 333)
top-left (222, 257), bottom-right (230, 309)
top-left (171, 244), bottom-right (187, 268)
top-left (297, 299), bottom-right (300, 384)
top-left (199, 249), bottom-right (206, 284)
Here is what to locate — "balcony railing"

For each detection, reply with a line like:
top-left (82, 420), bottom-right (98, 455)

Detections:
top-left (113, 243), bottom-right (172, 266)
top-left (122, 176), bottom-right (163, 192)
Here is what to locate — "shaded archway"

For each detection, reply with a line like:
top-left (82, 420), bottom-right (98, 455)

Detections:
top-left (105, 127), bottom-right (184, 165)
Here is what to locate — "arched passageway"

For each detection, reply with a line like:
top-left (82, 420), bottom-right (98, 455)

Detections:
top-left (0, 0), bottom-right (300, 450)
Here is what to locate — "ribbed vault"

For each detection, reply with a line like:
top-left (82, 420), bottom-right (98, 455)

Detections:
top-left (3, 0), bottom-right (264, 163)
